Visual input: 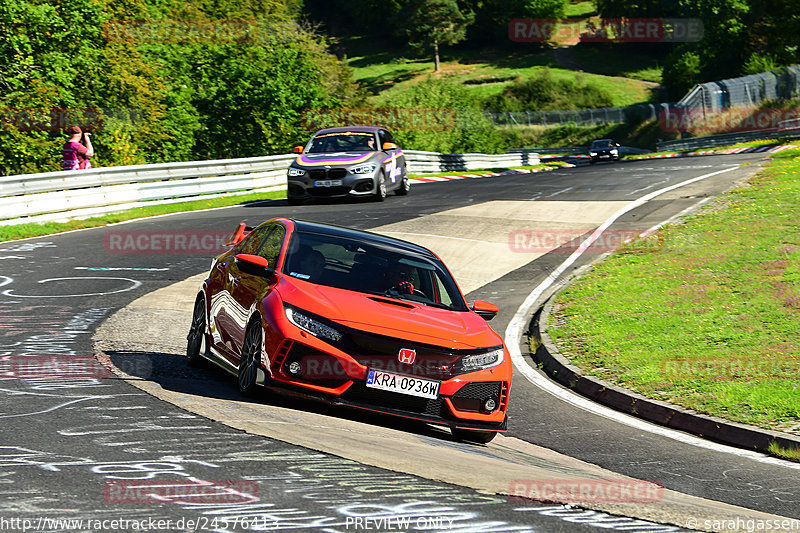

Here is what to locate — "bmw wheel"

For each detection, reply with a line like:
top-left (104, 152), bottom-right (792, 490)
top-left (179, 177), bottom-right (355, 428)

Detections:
top-left (373, 172), bottom-right (387, 202)
top-left (186, 295), bottom-right (207, 367)
top-left (451, 428), bottom-right (497, 444)
top-left (238, 320), bottom-right (262, 397)
top-left (396, 174), bottom-right (410, 196)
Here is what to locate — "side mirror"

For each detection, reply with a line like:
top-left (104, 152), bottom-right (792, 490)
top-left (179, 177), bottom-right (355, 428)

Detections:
top-left (225, 222), bottom-right (251, 246)
top-left (471, 300), bottom-right (499, 321)
top-left (235, 254), bottom-right (276, 281)
top-left (292, 145), bottom-right (303, 153)
top-left (382, 142), bottom-right (398, 151)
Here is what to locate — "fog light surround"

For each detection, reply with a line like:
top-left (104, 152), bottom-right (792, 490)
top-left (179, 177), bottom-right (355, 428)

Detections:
top-left (483, 398), bottom-right (497, 412)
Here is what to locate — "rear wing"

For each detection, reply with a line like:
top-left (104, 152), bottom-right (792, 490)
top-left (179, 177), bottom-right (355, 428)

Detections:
top-left (224, 222), bottom-right (254, 246)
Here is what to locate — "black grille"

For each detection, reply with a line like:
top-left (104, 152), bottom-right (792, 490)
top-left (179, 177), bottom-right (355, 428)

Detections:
top-left (308, 186), bottom-right (349, 197)
top-left (454, 381), bottom-right (501, 399)
top-left (308, 168), bottom-right (348, 180)
top-left (451, 381), bottom-right (501, 413)
top-left (283, 343), bottom-right (350, 388)
top-left (344, 331), bottom-right (458, 379)
top-left (344, 383), bottom-right (446, 418)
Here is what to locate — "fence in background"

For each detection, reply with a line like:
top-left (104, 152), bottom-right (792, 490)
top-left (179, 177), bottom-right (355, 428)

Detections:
top-left (487, 103), bottom-right (674, 127)
top-left (678, 65), bottom-right (800, 114)
top-left (0, 150), bottom-right (540, 225)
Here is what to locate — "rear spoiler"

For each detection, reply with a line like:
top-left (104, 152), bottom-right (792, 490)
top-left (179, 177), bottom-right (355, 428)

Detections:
top-left (224, 222), bottom-right (254, 246)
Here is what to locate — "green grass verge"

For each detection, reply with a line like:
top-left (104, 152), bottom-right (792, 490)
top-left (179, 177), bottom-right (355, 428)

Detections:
top-left (546, 147), bottom-right (800, 436)
top-left (0, 190), bottom-right (285, 242)
top-left (768, 441), bottom-right (800, 462)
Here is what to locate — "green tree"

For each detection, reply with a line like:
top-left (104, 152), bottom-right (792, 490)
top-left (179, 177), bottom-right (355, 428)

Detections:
top-left (401, 0), bottom-right (474, 72)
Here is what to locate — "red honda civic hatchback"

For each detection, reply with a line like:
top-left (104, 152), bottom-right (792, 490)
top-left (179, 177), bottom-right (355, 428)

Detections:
top-left (187, 218), bottom-right (511, 443)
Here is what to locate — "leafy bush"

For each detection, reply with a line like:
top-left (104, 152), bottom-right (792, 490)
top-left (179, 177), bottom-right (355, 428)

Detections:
top-left (485, 69), bottom-right (614, 112)
top-left (386, 77), bottom-right (508, 154)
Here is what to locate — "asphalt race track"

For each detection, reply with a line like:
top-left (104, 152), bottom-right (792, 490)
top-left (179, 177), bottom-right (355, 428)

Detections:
top-left (2, 153), bottom-right (798, 533)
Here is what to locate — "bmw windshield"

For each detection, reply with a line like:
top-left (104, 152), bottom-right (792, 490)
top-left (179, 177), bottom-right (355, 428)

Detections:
top-left (306, 132), bottom-right (377, 153)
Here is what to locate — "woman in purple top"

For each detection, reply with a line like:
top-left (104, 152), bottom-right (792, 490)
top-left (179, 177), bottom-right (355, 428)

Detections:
top-left (62, 126), bottom-right (94, 170)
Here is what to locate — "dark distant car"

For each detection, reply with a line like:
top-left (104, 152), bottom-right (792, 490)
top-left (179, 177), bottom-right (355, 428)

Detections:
top-left (589, 139), bottom-right (620, 163)
top-left (187, 218), bottom-right (511, 443)
top-left (286, 126), bottom-right (410, 204)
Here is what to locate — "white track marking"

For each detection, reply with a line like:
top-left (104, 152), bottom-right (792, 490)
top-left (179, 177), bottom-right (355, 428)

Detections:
top-left (505, 166), bottom-right (800, 467)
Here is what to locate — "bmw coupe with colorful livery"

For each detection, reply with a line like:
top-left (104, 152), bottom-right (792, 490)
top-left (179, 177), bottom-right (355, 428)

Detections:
top-left (187, 218), bottom-right (511, 443)
top-left (286, 126), bottom-right (410, 205)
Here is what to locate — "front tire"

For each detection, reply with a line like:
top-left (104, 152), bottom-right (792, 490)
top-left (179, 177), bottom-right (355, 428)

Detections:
top-left (186, 295), bottom-right (207, 367)
top-left (373, 172), bottom-right (387, 202)
top-left (451, 428), bottom-right (497, 444)
top-left (238, 321), bottom-right (262, 397)
top-left (396, 174), bottom-right (410, 196)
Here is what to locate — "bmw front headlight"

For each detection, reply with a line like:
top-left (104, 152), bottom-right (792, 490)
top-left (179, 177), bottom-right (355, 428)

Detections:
top-left (456, 347), bottom-right (504, 373)
top-left (610, 149), bottom-right (618, 155)
top-left (590, 152), bottom-right (597, 156)
top-left (285, 306), bottom-right (343, 342)
top-left (288, 167), bottom-right (306, 177)
top-left (350, 164), bottom-right (376, 175)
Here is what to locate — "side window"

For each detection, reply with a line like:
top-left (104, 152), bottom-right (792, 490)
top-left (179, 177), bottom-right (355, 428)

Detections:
top-left (378, 130), bottom-right (396, 147)
top-left (257, 225), bottom-right (285, 269)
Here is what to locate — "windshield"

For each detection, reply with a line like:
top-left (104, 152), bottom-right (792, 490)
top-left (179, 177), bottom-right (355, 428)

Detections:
top-left (283, 230), bottom-right (468, 311)
top-left (307, 132), bottom-right (376, 153)
top-left (591, 140), bottom-right (615, 148)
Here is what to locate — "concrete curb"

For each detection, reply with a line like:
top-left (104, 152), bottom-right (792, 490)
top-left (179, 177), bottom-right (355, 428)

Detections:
top-left (529, 285), bottom-right (800, 454)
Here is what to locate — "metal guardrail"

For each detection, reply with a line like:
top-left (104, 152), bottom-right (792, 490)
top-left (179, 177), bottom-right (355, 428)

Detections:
top-left (0, 150), bottom-right (540, 224)
top-left (403, 150), bottom-right (539, 173)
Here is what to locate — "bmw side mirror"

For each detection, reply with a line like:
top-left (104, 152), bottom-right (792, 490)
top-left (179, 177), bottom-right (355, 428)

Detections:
top-left (235, 254), bottom-right (277, 282)
top-left (292, 146), bottom-right (303, 153)
top-left (382, 142), bottom-right (398, 151)
top-left (471, 300), bottom-right (499, 321)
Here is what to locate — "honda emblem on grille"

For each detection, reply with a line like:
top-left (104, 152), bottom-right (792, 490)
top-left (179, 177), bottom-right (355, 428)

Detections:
top-left (398, 348), bottom-right (416, 364)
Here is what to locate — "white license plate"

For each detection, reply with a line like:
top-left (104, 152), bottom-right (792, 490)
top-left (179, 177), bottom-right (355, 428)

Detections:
top-left (366, 370), bottom-right (440, 399)
top-left (314, 180), bottom-right (342, 187)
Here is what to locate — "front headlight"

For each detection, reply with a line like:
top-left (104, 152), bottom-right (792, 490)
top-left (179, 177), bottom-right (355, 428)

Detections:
top-left (288, 167), bottom-right (306, 177)
top-left (610, 149), bottom-right (618, 154)
top-left (456, 347), bottom-right (504, 373)
top-left (350, 164), bottom-right (376, 175)
top-left (590, 152), bottom-right (597, 156)
top-left (285, 307), bottom-right (342, 342)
